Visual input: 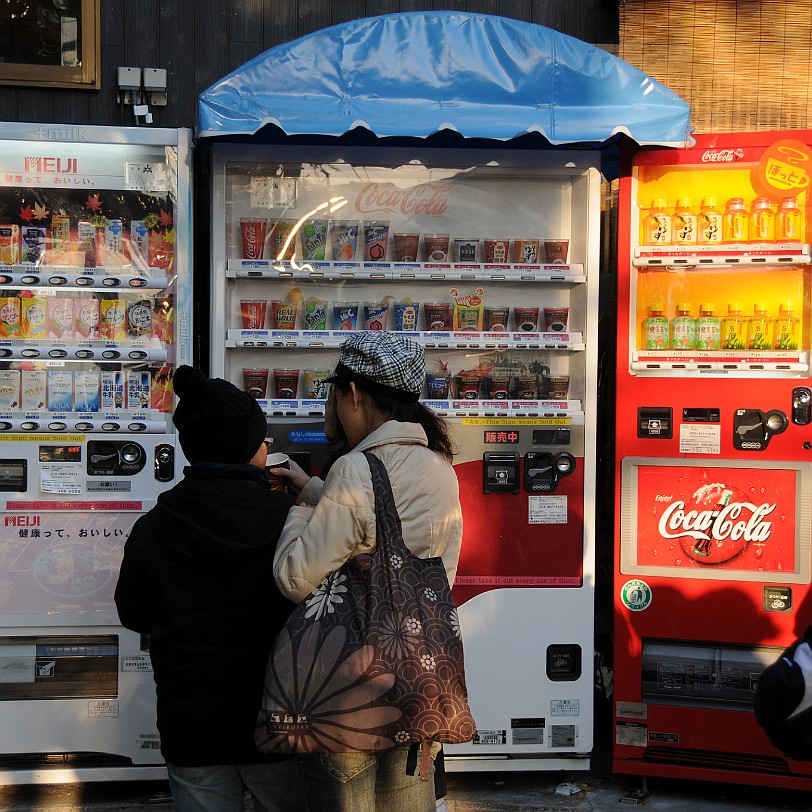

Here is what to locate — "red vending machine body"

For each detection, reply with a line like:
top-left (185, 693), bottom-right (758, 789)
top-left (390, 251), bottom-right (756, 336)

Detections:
top-left (614, 131), bottom-right (812, 789)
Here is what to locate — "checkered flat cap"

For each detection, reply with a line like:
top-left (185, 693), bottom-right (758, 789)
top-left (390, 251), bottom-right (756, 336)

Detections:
top-left (326, 331), bottom-right (425, 401)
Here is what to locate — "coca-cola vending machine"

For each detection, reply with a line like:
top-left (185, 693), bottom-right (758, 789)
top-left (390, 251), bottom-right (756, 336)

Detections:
top-left (613, 130), bottom-right (812, 789)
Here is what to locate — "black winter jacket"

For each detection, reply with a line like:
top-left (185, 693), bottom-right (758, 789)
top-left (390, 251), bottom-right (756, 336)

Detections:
top-left (114, 463), bottom-right (293, 766)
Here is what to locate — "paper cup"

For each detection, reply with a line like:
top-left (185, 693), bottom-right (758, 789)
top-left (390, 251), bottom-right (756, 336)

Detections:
top-left (514, 306), bottom-right (540, 331)
top-left (243, 368), bottom-right (269, 399)
top-left (271, 300), bottom-right (297, 330)
top-left (516, 374), bottom-right (538, 399)
top-left (393, 302), bottom-right (420, 331)
top-left (547, 375), bottom-right (570, 400)
top-left (303, 301), bottom-right (328, 331)
top-left (486, 375), bottom-right (511, 400)
top-left (268, 219), bottom-right (296, 260)
top-left (424, 234), bottom-right (450, 262)
top-left (240, 218), bottom-right (267, 260)
top-left (544, 239), bottom-right (569, 264)
top-left (543, 306), bottom-right (569, 332)
top-left (393, 233), bottom-right (420, 262)
top-left (455, 374), bottom-right (481, 400)
top-left (454, 238), bottom-right (480, 262)
top-left (303, 369), bottom-right (331, 399)
top-left (266, 452), bottom-right (290, 493)
top-left (484, 306), bottom-right (509, 332)
top-left (363, 221), bottom-right (390, 262)
top-left (483, 238), bottom-right (510, 264)
top-left (424, 302), bottom-right (452, 331)
top-left (330, 221), bottom-right (359, 261)
top-left (425, 373), bottom-right (451, 399)
top-left (363, 302), bottom-right (390, 330)
top-left (240, 300), bottom-right (267, 330)
top-left (301, 220), bottom-right (328, 261)
top-left (273, 368), bottom-right (300, 399)
top-left (333, 301), bottom-right (359, 330)
top-left (514, 239), bottom-right (541, 264)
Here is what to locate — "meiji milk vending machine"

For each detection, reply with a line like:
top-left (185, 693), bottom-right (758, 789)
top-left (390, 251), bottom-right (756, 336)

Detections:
top-left (206, 142), bottom-right (600, 770)
top-left (614, 131), bottom-right (812, 789)
top-left (0, 124), bottom-right (192, 784)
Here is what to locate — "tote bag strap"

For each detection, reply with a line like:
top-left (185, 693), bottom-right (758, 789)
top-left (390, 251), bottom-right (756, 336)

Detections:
top-left (362, 451), bottom-right (411, 561)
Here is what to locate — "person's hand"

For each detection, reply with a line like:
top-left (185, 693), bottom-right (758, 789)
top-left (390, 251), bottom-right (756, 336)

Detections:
top-left (267, 458), bottom-right (311, 494)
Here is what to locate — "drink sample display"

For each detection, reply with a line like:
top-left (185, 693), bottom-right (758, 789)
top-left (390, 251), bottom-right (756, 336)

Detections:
top-left (644, 303), bottom-right (669, 348)
top-left (750, 197), bottom-right (775, 242)
top-left (772, 303), bottom-right (800, 350)
top-left (673, 198), bottom-right (697, 245)
top-left (723, 197), bottom-right (748, 243)
top-left (698, 197), bottom-right (723, 244)
top-left (643, 198), bottom-right (673, 245)
top-left (779, 198), bottom-right (802, 243)
top-left (748, 302), bottom-right (771, 350)
top-left (721, 303), bottom-right (747, 350)
top-left (670, 303), bottom-right (696, 349)
top-left (695, 303), bottom-right (721, 350)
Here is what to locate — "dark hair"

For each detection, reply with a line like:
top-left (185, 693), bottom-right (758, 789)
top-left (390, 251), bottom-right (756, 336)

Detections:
top-left (333, 379), bottom-right (455, 462)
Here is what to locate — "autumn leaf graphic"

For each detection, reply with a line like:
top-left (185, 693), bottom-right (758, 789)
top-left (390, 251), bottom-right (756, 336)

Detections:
top-left (86, 194), bottom-right (103, 212)
top-left (19, 205), bottom-right (33, 222)
top-left (158, 209), bottom-right (174, 227)
top-left (32, 202), bottom-right (50, 220)
top-left (163, 227), bottom-right (176, 245)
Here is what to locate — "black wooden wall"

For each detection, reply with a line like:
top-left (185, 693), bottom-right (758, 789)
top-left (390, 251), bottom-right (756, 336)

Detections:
top-left (0, 0), bottom-right (618, 129)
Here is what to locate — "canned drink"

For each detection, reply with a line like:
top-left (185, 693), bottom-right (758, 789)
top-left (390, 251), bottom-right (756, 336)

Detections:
top-left (77, 220), bottom-right (97, 268)
top-left (129, 220), bottom-right (150, 271)
top-left (47, 297), bottom-right (74, 340)
top-left (126, 371), bottom-right (151, 409)
top-left (0, 297), bottom-right (20, 337)
top-left (49, 214), bottom-right (71, 265)
top-left (0, 225), bottom-right (19, 265)
top-left (21, 297), bottom-right (47, 339)
top-left (74, 297), bottom-right (100, 340)
top-left (74, 370), bottom-right (100, 412)
top-left (21, 225), bottom-right (47, 264)
top-left (127, 299), bottom-right (152, 338)
top-left (100, 298), bottom-right (126, 341)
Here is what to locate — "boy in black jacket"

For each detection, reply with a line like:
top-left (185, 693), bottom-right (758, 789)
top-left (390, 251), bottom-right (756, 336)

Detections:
top-left (115, 365), bottom-right (304, 812)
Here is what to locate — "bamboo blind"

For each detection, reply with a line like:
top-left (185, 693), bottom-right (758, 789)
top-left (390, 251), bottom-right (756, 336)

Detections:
top-left (619, 0), bottom-right (812, 135)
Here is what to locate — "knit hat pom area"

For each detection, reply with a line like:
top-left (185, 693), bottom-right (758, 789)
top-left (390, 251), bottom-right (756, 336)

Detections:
top-left (172, 365), bottom-right (268, 465)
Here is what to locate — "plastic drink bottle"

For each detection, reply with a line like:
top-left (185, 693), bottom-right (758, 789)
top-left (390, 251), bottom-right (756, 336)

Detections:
top-left (749, 197), bottom-right (775, 243)
top-left (778, 198), bottom-right (802, 243)
top-left (695, 303), bottom-right (721, 350)
top-left (670, 303), bottom-right (696, 349)
top-left (772, 303), bottom-right (800, 350)
top-left (644, 303), bottom-right (669, 349)
top-left (643, 198), bottom-right (672, 245)
top-left (721, 303), bottom-right (747, 350)
top-left (698, 197), bottom-right (723, 244)
top-left (723, 198), bottom-right (748, 243)
top-left (673, 198), bottom-right (697, 245)
top-left (748, 303), bottom-right (771, 350)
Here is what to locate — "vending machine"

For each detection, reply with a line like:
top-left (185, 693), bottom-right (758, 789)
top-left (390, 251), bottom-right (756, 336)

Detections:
top-left (613, 131), bottom-right (812, 789)
top-left (206, 141), bottom-right (600, 770)
top-left (0, 123), bottom-right (192, 784)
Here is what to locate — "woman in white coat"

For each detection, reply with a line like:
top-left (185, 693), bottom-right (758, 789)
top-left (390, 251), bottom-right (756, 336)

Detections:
top-left (273, 330), bottom-right (463, 812)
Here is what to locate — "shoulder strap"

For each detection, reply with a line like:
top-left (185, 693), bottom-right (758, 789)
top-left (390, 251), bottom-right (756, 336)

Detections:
top-left (362, 451), bottom-right (409, 557)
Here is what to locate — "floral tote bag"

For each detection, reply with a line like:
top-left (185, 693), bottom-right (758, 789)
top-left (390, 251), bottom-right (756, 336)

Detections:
top-left (256, 451), bottom-right (476, 754)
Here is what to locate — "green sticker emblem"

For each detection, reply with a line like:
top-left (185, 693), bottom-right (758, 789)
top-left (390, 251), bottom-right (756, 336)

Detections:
top-left (621, 579), bottom-right (652, 612)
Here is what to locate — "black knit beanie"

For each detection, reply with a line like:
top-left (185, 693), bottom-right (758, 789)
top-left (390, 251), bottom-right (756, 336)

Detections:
top-left (172, 366), bottom-right (267, 464)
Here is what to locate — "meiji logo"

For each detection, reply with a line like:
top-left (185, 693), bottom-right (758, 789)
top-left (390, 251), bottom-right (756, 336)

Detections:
top-left (24, 157), bottom-right (79, 174)
top-left (5, 515), bottom-right (40, 527)
top-left (701, 149), bottom-right (745, 163)
top-left (658, 500), bottom-right (776, 543)
top-left (356, 182), bottom-right (449, 216)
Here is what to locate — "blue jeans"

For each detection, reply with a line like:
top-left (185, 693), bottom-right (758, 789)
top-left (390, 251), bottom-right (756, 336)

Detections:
top-left (166, 759), bottom-right (306, 812)
top-left (300, 746), bottom-right (436, 812)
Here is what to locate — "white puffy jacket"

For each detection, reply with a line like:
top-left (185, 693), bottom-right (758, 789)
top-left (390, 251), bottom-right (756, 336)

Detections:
top-left (273, 420), bottom-right (463, 604)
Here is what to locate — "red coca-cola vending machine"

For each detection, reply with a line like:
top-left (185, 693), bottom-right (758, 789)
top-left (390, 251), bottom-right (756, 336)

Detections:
top-left (613, 130), bottom-right (812, 789)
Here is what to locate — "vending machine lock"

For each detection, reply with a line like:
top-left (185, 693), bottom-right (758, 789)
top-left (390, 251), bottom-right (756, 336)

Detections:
top-left (524, 451), bottom-right (575, 493)
top-left (154, 444), bottom-right (175, 482)
top-left (733, 408), bottom-right (788, 451)
top-left (87, 441), bottom-right (146, 476)
top-left (792, 387), bottom-right (812, 426)
top-left (482, 452), bottom-right (519, 494)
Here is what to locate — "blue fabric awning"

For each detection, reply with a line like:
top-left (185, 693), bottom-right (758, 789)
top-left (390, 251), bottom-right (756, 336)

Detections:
top-left (197, 11), bottom-right (692, 150)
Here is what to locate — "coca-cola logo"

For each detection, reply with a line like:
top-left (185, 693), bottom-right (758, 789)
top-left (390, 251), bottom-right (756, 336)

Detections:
top-left (356, 182), bottom-right (449, 216)
top-left (701, 149), bottom-right (745, 163)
